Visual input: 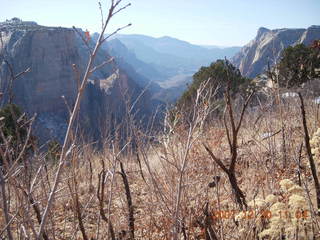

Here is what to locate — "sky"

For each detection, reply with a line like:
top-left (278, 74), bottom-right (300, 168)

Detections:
top-left (0, 0), bottom-right (319, 47)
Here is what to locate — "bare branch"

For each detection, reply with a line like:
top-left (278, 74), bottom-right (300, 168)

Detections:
top-left (118, 162), bottom-right (135, 239)
top-left (223, 106), bottom-right (232, 150)
top-left (298, 93), bottom-right (320, 212)
top-left (72, 64), bottom-right (81, 90)
top-left (72, 26), bottom-right (93, 55)
top-left (129, 80), bottom-right (150, 114)
top-left (37, 1), bottom-right (131, 237)
top-left (13, 67), bottom-right (31, 80)
top-left (112, 2), bottom-right (131, 16)
top-left (225, 85), bottom-right (236, 135)
top-left (203, 143), bottom-right (228, 173)
top-left (89, 57), bottom-right (114, 73)
top-left (101, 23), bottom-right (132, 44)
top-left (0, 169), bottom-right (13, 240)
top-left (98, 2), bottom-right (104, 31)
top-left (61, 95), bottom-right (72, 116)
top-left (235, 91), bottom-right (254, 134)
top-left (3, 60), bottom-right (30, 103)
top-left (97, 169), bottom-right (116, 239)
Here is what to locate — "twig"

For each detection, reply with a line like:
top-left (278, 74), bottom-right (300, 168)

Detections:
top-left (98, 2), bottom-right (104, 31)
top-left (101, 23), bottom-right (132, 44)
top-left (72, 64), bottom-right (81, 91)
top-left (37, 1), bottom-right (131, 237)
top-left (172, 79), bottom-right (213, 240)
top-left (20, 188), bottom-right (49, 240)
top-left (3, 60), bottom-right (30, 104)
top-left (119, 162), bottom-right (135, 239)
top-left (203, 144), bottom-right (228, 173)
top-left (203, 202), bottom-right (218, 240)
top-left (203, 65), bottom-right (251, 210)
top-left (72, 26), bottom-right (93, 55)
top-left (0, 168), bottom-right (13, 240)
top-left (68, 179), bottom-right (89, 240)
top-left (112, 3), bottom-right (131, 16)
top-left (136, 152), bottom-right (146, 183)
top-left (61, 96), bottom-right (72, 116)
top-left (261, 129), bottom-right (281, 141)
top-left (298, 93), bottom-right (320, 213)
top-left (89, 57), bottom-right (114, 73)
top-left (97, 169), bottom-right (116, 239)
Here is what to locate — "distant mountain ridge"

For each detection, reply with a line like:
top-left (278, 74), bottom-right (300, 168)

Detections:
top-left (101, 33), bottom-right (241, 102)
top-left (231, 25), bottom-right (320, 78)
top-left (112, 34), bottom-right (241, 75)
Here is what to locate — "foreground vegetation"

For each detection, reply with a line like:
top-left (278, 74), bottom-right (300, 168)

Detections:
top-left (1, 1), bottom-right (320, 239)
top-left (1, 78), bottom-right (320, 239)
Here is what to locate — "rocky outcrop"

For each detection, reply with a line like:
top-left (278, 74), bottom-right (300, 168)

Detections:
top-left (0, 20), bottom-right (158, 143)
top-left (98, 38), bottom-right (163, 94)
top-left (231, 25), bottom-right (320, 78)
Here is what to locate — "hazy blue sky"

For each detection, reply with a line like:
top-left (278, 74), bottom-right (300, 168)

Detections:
top-left (1, 0), bottom-right (319, 46)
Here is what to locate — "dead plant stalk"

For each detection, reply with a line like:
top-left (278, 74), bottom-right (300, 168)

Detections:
top-left (172, 79), bottom-right (212, 240)
top-left (204, 81), bottom-right (253, 210)
top-left (37, 1), bottom-right (131, 238)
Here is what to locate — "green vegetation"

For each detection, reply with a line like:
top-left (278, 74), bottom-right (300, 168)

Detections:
top-left (0, 104), bottom-right (31, 165)
top-left (177, 59), bottom-right (252, 110)
top-left (275, 41), bottom-right (320, 88)
top-left (0, 104), bottom-right (27, 143)
top-left (46, 140), bottom-right (61, 162)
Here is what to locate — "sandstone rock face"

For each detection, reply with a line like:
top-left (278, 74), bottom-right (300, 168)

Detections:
top-left (0, 20), bottom-right (157, 143)
top-left (231, 25), bottom-right (320, 78)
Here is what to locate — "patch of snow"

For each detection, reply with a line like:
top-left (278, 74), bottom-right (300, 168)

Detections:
top-left (314, 97), bottom-right (320, 104)
top-left (281, 92), bottom-right (298, 98)
top-left (261, 132), bottom-right (273, 139)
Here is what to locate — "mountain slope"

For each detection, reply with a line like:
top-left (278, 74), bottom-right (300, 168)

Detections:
top-left (231, 25), bottom-right (320, 78)
top-left (90, 34), bottom-right (164, 93)
top-left (101, 33), bottom-right (241, 102)
top-left (113, 34), bottom-right (241, 75)
top-left (0, 19), bottom-right (158, 143)
top-left (106, 38), bottom-right (166, 82)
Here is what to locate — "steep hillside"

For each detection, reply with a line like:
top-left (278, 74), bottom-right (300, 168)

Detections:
top-left (232, 25), bottom-right (320, 78)
top-left (0, 19), bottom-right (158, 143)
top-left (92, 36), bottom-right (163, 95)
top-left (106, 38), bottom-right (166, 82)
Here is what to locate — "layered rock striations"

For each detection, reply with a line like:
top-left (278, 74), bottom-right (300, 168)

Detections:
top-left (231, 25), bottom-right (320, 78)
top-left (0, 19), bottom-right (158, 143)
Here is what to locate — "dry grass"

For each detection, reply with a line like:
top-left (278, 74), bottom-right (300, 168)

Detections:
top-left (1, 93), bottom-right (320, 240)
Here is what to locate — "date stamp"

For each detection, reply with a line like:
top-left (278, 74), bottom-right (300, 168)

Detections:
top-left (212, 209), bottom-right (309, 220)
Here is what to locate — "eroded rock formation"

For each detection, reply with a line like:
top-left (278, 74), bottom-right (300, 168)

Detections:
top-left (232, 25), bottom-right (320, 78)
top-left (0, 20), bottom-right (158, 143)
